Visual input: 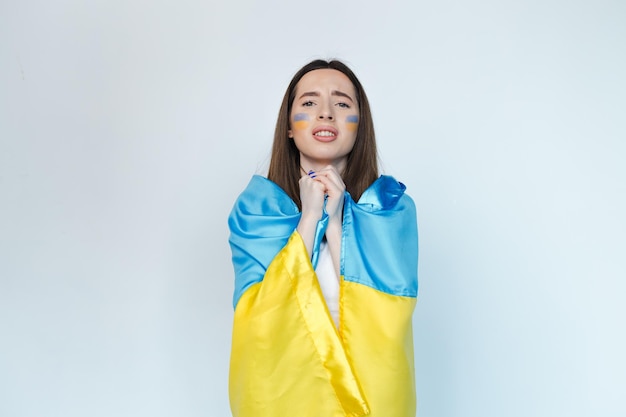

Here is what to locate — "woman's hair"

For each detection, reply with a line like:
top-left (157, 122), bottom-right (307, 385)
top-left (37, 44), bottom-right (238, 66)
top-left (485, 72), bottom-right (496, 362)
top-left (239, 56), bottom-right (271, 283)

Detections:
top-left (267, 59), bottom-right (379, 209)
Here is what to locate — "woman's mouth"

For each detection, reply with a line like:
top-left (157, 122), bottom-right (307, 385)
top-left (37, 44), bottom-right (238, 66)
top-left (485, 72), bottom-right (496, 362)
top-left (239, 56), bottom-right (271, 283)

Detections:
top-left (312, 126), bottom-right (338, 142)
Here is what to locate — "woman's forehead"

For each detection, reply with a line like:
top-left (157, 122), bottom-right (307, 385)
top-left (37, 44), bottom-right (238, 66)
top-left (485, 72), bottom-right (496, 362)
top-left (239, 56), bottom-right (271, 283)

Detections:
top-left (295, 69), bottom-right (356, 95)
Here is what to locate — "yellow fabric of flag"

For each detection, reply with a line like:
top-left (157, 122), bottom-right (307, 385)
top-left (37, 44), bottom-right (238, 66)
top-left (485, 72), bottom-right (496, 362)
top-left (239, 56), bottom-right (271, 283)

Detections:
top-left (230, 232), bottom-right (416, 417)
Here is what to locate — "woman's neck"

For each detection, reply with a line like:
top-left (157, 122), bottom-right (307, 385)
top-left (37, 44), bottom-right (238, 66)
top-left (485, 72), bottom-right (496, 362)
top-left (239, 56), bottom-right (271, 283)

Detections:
top-left (299, 157), bottom-right (347, 176)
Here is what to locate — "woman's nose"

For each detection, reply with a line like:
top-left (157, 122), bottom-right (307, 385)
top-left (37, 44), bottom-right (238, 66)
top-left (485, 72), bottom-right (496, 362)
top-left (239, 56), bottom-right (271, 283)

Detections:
top-left (317, 108), bottom-right (334, 121)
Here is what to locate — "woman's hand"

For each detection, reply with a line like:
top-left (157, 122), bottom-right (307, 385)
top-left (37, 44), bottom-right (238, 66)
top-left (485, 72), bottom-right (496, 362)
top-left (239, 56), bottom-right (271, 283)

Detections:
top-left (297, 166), bottom-right (345, 263)
top-left (297, 172), bottom-right (326, 258)
top-left (310, 166), bottom-right (345, 278)
top-left (299, 173), bottom-right (326, 219)
top-left (310, 166), bottom-right (346, 222)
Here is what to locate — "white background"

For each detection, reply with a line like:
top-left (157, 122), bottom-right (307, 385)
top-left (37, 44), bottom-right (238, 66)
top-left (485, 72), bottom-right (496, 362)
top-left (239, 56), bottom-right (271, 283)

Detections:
top-left (1, 1), bottom-right (625, 416)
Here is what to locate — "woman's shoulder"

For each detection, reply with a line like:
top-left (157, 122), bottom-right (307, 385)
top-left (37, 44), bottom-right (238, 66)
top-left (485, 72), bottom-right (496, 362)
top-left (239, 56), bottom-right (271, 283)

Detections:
top-left (354, 175), bottom-right (414, 211)
top-left (231, 175), bottom-right (299, 216)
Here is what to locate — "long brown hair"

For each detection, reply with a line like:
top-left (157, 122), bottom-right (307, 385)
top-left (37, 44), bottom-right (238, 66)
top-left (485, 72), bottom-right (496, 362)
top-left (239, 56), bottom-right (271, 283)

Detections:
top-left (267, 59), bottom-right (379, 209)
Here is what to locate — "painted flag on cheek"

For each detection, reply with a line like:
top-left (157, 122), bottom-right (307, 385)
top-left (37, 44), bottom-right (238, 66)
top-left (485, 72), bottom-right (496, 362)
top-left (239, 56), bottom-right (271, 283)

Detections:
top-left (293, 113), bottom-right (309, 130)
top-left (346, 114), bottom-right (359, 132)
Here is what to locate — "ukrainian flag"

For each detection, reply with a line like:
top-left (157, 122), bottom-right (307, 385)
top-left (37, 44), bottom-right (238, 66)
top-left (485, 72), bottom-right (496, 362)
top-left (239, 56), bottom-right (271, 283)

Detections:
top-left (228, 175), bottom-right (418, 417)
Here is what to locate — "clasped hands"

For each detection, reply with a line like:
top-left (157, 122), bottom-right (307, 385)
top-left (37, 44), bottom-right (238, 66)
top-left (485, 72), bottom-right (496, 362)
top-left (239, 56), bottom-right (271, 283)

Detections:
top-left (299, 165), bottom-right (345, 222)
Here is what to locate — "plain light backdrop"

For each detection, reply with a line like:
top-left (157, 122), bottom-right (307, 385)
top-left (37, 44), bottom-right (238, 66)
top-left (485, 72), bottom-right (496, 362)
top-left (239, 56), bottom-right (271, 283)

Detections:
top-left (1, 1), bottom-right (625, 416)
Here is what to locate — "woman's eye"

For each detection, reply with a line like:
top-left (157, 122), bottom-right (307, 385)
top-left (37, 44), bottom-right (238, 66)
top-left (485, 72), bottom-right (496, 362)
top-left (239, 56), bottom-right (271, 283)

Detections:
top-left (337, 102), bottom-right (351, 109)
top-left (302, 101), bottom-right (314, 107)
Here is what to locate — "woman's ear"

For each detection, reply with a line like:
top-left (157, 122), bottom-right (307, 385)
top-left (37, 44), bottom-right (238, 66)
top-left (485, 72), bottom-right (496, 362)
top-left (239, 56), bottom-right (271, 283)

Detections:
top-left (288, 129), bottom-right (293, 138)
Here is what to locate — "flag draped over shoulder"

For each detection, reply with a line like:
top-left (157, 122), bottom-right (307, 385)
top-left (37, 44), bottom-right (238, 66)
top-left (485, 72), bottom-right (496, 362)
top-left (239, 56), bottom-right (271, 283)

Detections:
top-left (228, 175), bottom-right (419, 417)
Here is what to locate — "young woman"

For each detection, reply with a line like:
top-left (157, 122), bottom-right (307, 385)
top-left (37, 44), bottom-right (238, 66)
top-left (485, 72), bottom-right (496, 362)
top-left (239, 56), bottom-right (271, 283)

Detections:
top-left (228, 60), bottom-right (419, 417)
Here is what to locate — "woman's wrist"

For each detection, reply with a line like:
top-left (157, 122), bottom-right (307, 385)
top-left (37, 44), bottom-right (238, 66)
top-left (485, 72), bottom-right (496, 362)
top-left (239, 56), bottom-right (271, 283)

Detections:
top-left (327, 216), bottom-right (342, 232)
top-left (300, 208), bottom-right (323, 224)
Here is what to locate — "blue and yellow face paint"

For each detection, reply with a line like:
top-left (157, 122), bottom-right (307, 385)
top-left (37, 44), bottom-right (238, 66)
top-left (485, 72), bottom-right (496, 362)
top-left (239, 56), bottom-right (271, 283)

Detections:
top-left (292, 113), bottom-right (310, 130)
top-left (346, 115), bottom-right (359, 132)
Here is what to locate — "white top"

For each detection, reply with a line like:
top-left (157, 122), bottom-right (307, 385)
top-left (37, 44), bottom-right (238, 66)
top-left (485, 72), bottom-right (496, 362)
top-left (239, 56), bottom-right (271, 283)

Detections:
top-left (315, 240), bottom-right (340, 328)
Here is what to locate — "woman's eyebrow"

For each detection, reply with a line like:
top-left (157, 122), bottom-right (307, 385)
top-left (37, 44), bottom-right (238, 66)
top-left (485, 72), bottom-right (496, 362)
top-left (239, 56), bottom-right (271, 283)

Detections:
top-left (298, 91), bottom-right (320, 99)
top-left (331, 90), bottom-right (354, 103)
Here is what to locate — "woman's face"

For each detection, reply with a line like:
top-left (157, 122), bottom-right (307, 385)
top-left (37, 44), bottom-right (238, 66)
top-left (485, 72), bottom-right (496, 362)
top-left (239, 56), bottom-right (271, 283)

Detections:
top-left (288, 69), bottom-right (359, 173)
